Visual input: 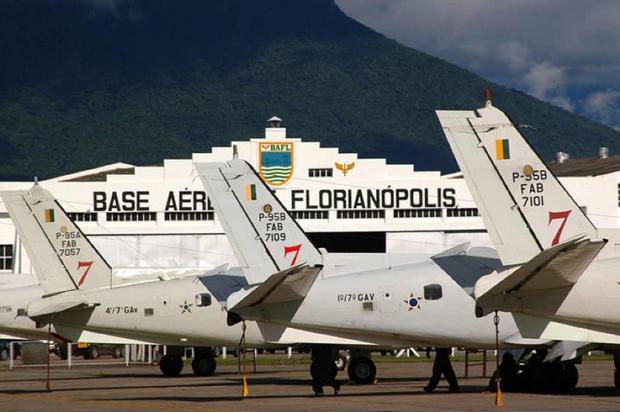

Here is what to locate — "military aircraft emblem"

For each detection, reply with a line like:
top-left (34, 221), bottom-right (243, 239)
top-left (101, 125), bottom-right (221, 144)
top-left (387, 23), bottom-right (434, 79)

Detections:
top-left (335, 162), bottom-right (355, 176)
top-left (180, 299), bottom-right (193, 314)
top-left (404, 292), bottom-right (423, 311)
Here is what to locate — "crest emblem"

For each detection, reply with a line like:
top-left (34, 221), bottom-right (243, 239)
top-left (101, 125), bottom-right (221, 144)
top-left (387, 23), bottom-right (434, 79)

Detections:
top-left (259, 142), bottom-right (294, 186)
top-left (335, 162), bottom-right (355, 176)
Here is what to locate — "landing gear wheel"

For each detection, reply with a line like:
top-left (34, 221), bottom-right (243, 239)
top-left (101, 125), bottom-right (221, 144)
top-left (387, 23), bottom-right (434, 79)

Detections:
top-left (334, 353), bottom-right (347, 371)
top-left (559, 364), bottom-right (579, 392)
top-left (192, 356), bottom-right (217, 376)
top-left (347, 357), bottom-right (376, 385)
top-left (330, 362), bottom-right (338, 380)
top-left (84, 345), bottom-right (99, 359)
top-left (159, 354), bottom-right (184, 376)
top-left (112, 346), bottom-right (123, 359)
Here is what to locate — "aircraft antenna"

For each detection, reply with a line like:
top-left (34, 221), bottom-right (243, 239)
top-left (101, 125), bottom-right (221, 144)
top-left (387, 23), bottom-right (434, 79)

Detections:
top-left (484, 87), bottom-right (493, 107)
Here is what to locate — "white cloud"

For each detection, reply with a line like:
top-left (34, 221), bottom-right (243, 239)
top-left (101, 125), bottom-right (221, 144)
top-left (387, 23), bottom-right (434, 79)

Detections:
top-left (336, 0), bottom-right (620, 122)
top-left (583, 90), bottom-right (620, 129)
top-left (496, 42), bottom-right (530, 73)
top-left (549, 95), bottom-right (574, 112)
top-left (522, 63), bottom-right (565, 100)
top-left (520, 63), bottom-right (573, 111)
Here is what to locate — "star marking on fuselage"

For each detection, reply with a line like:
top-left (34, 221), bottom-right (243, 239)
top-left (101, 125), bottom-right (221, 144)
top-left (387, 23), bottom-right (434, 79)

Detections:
top-left (404, 292), bottom-right (423, 311)
top-left (180, 299), bottom-right (193, 314)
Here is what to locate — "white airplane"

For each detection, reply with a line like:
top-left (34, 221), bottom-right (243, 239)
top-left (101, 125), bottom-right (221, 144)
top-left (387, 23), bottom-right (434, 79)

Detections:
top-left (436, 94), bottom-right (620, 388)
top-left (0, 283), bottom-right (52, 341)
top-left (0, 185), bottom-right (376, 378)
top-left (193, 158), bottom-right (595, 389)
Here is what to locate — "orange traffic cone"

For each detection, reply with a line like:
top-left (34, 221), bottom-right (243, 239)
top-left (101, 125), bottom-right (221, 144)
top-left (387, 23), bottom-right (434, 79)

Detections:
top-left (495, 381), bottom-right (504, 407)
top-left (242, 374), bottom-right (249, 398)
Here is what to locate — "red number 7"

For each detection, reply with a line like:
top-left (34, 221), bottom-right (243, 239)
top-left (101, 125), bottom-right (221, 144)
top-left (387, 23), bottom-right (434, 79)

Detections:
top-left (548, 210), bottom-right (572, 246)
top-left (284, 244), bottom-right (302, 266)
top-left (77, 261), bottom-right (94, 287)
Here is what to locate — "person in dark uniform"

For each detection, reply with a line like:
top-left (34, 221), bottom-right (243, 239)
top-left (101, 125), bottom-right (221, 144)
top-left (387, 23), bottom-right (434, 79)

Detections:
top-left (489, 352), bottom-right (521, 392)
top-left (424, 347), bottom-right (460, 393)
top-left (310, 345), bottom-right (341, 396)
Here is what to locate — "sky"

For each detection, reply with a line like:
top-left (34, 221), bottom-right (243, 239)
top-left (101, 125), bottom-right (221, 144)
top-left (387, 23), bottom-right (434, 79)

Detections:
top-left (337, 0), bottom-right (620, 130)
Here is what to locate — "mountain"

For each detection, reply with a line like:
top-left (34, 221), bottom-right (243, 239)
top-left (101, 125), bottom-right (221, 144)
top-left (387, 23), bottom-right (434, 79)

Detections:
top-left (0, 0), bottom-right (618, 180)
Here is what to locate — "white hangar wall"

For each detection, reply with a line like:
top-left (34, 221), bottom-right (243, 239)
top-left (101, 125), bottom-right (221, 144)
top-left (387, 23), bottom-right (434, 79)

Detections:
top-left (0, 125), bottom-right (618, 276)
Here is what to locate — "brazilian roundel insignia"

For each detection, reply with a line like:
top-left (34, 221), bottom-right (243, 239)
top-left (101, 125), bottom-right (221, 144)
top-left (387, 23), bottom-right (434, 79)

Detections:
top-left (259, 142), bottom-right (294, 186)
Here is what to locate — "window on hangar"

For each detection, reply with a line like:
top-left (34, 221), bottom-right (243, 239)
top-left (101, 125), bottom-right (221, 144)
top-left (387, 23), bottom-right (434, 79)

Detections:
top-left (307, 231), bottom-right (386, 253)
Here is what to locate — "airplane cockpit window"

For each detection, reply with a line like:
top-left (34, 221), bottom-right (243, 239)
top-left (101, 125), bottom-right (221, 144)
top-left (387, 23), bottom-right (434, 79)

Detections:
top-left (424, 284), bottom-right (442, 300)
top-left (195, 293), bottom-right (212, 307)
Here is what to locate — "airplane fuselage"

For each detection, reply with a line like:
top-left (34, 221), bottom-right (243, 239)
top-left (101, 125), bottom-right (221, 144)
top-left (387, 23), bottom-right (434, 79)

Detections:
top-left (16, 276), bottom-right (375, 349)
top-left (0, 285), bottom-right (51, 340)
top-left (236, 260), bottom-right (527, 349)
top-left (27, 277), bottom-right (269, 347)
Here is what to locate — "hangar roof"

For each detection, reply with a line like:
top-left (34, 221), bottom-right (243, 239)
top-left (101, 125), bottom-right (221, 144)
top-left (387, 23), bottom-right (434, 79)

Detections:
top-left (47, 162), bottom-right (135, 182)
top-left (548, 156), bottom-right (620, 177)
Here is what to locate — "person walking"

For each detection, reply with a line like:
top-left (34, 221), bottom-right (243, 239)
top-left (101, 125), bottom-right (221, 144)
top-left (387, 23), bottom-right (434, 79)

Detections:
top-left (424, 347), bottom-right (460, 393)
top-left (310, 345), bottom-right (341, 396)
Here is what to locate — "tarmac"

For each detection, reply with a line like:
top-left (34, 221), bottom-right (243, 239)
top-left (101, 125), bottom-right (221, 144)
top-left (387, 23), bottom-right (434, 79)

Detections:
top-left (1, 357), bottom-right (619, 412)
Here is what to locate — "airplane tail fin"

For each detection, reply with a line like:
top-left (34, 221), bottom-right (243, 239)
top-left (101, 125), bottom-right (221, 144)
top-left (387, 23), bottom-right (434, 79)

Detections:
top-left (194, 159), bottom-right (322, 285)
top-left (436, 101), bottom-right (597, 265)
top-left (1, 185), bottom-right (112, 295)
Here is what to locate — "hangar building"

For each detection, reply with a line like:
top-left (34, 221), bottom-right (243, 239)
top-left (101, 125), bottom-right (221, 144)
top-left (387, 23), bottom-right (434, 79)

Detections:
top-left (1, 120), bottom-right (619, 277)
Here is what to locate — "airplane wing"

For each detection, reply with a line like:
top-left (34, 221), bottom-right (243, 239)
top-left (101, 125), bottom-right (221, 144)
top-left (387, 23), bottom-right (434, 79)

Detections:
top-left (431, 242), bottom-right (504, 296)
top-left (52, 325), bottom-right (157, 345)
top-left (475, 237), bottom-right (606, 316)
top-left (513, 313), bottom-right (620, 345)
top-left (26, 298), bottom-right (99, 320)
top-left (228, 264), bottom-right (321, 312)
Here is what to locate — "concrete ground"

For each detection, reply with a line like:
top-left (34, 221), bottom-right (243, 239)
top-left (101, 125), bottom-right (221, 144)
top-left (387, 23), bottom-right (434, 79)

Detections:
top-left (1, 358), bottom-right (619, 411)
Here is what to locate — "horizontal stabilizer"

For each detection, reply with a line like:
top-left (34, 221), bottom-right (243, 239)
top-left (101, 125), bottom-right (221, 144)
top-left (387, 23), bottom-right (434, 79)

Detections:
top-left (229, 264), bottom-right (321, 312)
top-left (476, 237), bottom-right (606, 315)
